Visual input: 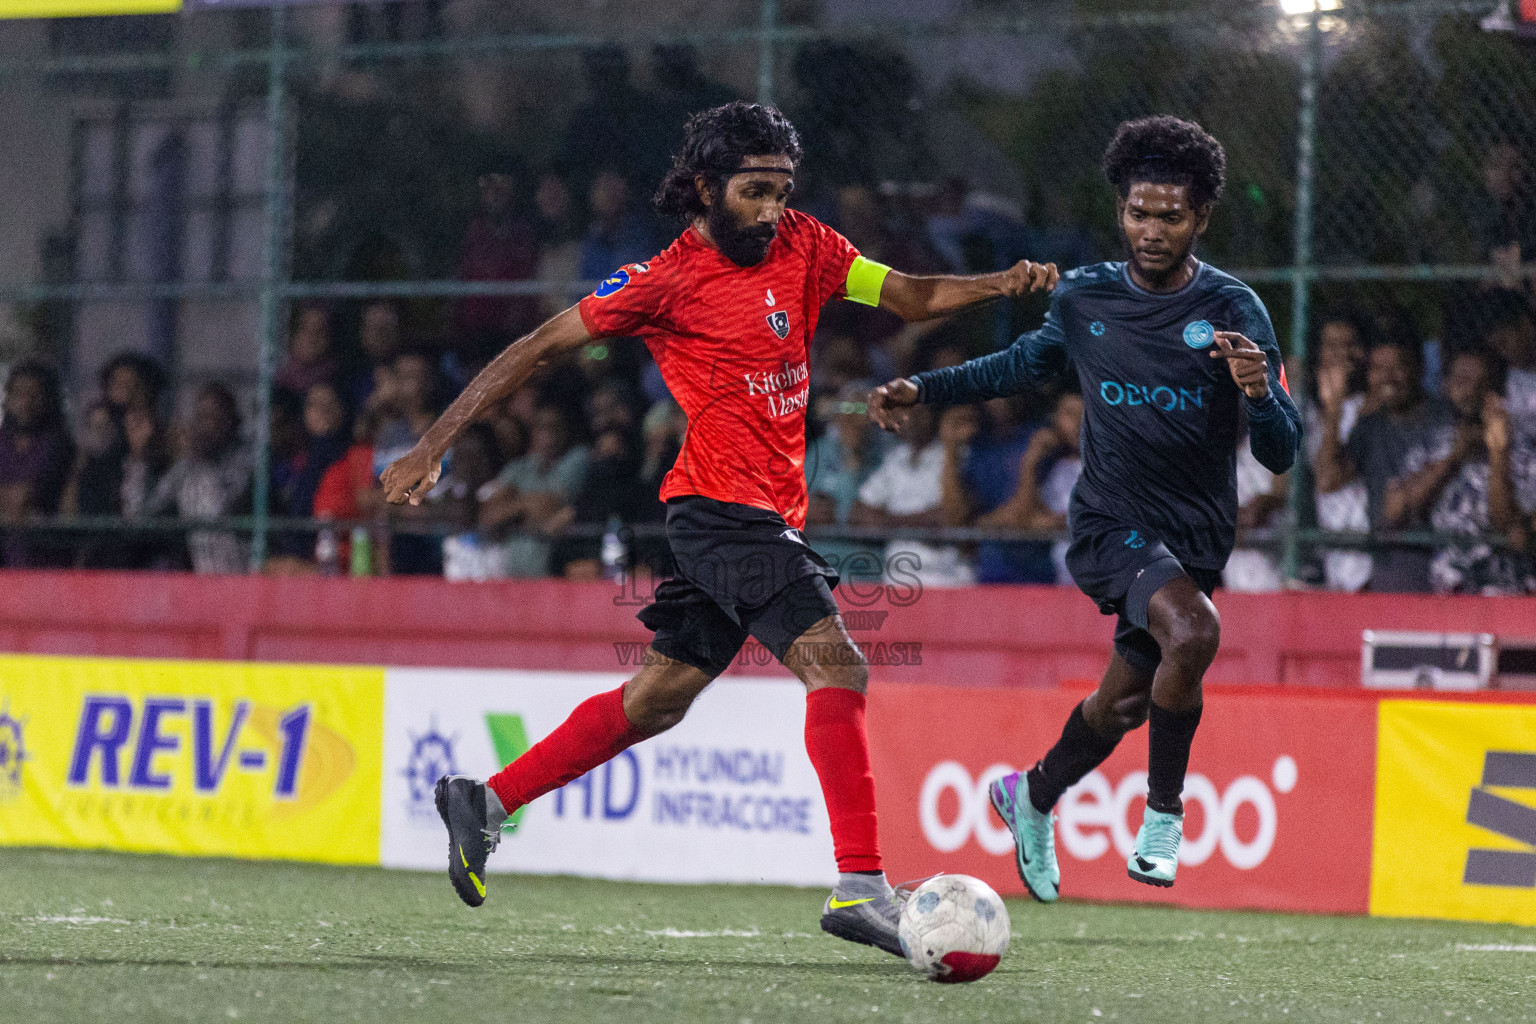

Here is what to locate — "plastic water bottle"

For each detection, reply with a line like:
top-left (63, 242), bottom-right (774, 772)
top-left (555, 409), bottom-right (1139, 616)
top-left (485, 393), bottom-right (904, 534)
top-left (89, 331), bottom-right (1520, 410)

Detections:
top-left (315, 527), bottom-right (340, 576)
top-left (600, 516), bottom-right (625, 581)
top-left (349, 526), bottom-right (374, 577)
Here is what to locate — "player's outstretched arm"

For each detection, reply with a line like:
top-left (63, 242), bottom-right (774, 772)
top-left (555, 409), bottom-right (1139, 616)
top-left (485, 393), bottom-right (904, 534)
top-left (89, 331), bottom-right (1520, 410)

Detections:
top-left (867, 319), bottom-right (1067, 433)
top-left (867, 302), bottom-right (1070, 433)
top-left (381, 306), bottom-right (592, 505)
top-left (876, 259), bottom-right (1059, 323)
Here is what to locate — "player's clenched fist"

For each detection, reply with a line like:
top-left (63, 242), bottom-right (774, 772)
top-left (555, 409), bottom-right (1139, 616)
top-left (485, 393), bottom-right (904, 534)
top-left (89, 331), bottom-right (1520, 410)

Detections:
top-left (867, 377), bottom-right (920, 432)
top-left (999, 260), bottom-right (1060, 297)
top-left (381, 445), bottom-right (443, 506)
top-left (1210, 331), bottom-right (1269, 401)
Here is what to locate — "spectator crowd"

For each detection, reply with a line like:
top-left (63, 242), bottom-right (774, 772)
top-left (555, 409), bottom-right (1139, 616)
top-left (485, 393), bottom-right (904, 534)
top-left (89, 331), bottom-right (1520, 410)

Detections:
top-left (1, 62), bottom-right (1533, 595)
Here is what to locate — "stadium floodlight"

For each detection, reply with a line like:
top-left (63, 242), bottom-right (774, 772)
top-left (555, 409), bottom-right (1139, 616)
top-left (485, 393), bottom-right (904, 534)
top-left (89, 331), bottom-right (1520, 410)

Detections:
top-left (1275, 0), bottom-right (1347, 37)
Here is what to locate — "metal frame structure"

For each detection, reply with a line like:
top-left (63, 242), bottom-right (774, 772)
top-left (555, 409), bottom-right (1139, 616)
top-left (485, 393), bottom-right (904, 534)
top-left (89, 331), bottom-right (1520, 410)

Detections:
top-left (0, 0), bottom-right (1531, 574)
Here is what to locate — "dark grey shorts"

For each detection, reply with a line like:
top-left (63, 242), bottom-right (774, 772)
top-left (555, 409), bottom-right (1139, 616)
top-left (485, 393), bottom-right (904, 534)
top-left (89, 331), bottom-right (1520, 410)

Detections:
top-left (1064, 514), bottom-right (1219, 676)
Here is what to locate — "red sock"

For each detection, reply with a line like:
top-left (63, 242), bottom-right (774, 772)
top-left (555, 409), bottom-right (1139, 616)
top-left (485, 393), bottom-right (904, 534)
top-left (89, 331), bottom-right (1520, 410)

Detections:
top-left (486, 684), bottom-right (649, 812)
top-left (804, 686), bottom-right (882, 874)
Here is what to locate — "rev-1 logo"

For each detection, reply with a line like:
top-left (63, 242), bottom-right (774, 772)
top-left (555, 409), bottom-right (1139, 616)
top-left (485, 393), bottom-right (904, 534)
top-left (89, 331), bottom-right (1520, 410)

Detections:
top-left (0, 700), bottom-right (26, 801)
top-left (1464, 750), bottom-right (1536, 888)
top-left (1099, 380), bottom-right (1205, 413)
top-left (68, 695), bottom-right (311, 798)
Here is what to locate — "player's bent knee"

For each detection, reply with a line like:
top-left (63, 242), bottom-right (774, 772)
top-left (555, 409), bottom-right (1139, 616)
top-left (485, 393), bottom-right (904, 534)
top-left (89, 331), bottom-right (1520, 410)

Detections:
top-left (799, 644), bottom-right (869, 695)
top-left (625, 689), bottom-right (695, 735)
top-left (785, 612), bottom-right (868, 695)
top-left (1163, 603), bottom-right (1221, 670)
top-left (639, 705), bottom-right (690, 734)
top-left (1114, 692), bottom-right (1152, 731)
top-left (1085, 697), bottom-right (1146, 739)
top-left (839, 657), bottom-right (871, 694)
top-left (623, 662), bottom-right (713, 735)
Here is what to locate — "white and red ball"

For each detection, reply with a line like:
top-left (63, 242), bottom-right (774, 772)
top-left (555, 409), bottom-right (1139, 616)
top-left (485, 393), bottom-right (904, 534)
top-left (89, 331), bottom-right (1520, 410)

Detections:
top-left (897, 874), bottom-right (1011, 983)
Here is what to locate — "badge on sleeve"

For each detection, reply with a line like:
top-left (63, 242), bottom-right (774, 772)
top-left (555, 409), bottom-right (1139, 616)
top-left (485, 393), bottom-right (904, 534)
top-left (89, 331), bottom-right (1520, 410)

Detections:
top-left (594, 268), bottom-right (630, 298)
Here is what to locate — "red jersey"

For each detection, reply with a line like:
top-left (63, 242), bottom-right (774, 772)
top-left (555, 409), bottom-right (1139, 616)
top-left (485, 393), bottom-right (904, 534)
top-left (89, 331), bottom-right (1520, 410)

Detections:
top-left (578, 209), bottom-right (860, 529)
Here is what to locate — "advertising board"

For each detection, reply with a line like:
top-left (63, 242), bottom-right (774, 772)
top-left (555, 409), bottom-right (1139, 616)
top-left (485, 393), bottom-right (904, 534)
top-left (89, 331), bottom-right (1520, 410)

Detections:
top-left (380, 669), bottom-right (837, 887)
top-left (868, 685), bottom-right (1378, 914)
top-left (0, 655), bottom-right (383, 864)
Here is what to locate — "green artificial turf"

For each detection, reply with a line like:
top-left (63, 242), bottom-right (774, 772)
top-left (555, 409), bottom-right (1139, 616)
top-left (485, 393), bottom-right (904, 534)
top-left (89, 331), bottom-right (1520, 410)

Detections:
top-left (0, 847), bottom-right (1532, 1023)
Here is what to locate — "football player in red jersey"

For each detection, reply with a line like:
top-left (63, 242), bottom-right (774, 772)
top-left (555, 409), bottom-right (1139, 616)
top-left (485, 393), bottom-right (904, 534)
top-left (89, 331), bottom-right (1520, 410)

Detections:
top-left (382, 102), bottom-right (1057, 957)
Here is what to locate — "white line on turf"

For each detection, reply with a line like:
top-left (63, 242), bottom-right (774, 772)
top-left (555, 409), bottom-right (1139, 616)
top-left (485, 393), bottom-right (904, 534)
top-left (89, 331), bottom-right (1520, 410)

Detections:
top-left (24, 915), bottom-right (130, 925)
top-left (645, 928), bottom-right (762, 938)
top-left (1456, 943), bottom-right (1536, 952)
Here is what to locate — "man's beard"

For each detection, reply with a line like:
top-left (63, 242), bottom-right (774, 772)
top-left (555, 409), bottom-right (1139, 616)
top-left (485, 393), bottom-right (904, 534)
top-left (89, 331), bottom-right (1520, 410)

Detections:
top-left (708, 203), bottom-right (776, 267)
top-left (1125, 233), bottom-right (1197, 288)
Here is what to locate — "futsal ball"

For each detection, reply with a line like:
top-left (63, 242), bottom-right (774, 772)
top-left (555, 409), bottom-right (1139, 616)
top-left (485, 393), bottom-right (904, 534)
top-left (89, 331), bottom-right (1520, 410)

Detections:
top-left (898, 874), bottom-right (1011, 983)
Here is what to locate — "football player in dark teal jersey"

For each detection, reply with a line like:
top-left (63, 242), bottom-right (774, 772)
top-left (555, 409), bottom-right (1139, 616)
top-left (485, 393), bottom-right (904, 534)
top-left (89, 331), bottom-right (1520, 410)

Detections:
top-left (870, 116), bottom-right (1302, 897)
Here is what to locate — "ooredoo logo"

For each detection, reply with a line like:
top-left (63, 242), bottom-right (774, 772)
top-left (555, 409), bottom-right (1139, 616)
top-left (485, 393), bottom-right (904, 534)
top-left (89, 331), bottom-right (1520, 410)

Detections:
top-left (918, 757), bottom-right (1298, 871)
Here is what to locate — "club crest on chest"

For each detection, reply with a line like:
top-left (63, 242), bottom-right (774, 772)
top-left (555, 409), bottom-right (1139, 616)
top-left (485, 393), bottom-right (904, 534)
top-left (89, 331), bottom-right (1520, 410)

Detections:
top-left (766, 309), bottom-right (791, 339)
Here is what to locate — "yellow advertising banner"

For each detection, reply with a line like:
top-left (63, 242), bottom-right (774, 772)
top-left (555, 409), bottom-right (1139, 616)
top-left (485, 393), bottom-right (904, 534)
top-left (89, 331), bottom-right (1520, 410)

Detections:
top-left (0, 1), bottom-right (181, 16)
top-left (0, 654), bottom-right (383, 864)
top-left (1371, 699), bottom-right (1536, 925)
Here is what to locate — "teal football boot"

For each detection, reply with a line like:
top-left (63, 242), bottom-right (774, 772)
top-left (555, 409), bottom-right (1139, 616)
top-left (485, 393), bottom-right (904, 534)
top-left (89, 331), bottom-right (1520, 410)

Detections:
top-left (1127, 804), bottom-right (1183, 887)
top-left (987, 771), bottom-right (1060, 903)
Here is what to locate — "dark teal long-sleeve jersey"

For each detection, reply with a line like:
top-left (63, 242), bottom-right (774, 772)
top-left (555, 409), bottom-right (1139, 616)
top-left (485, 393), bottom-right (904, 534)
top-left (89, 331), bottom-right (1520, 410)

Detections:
top-left (912, 261), bottom-right (1302, 570)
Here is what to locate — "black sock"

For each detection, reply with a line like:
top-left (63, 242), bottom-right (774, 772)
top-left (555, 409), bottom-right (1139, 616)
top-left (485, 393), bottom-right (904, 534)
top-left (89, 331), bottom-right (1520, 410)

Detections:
top-left (1025, 702), bottom-right (1121, 814)
top-left (1146, 701), bottom-right (1203, 814)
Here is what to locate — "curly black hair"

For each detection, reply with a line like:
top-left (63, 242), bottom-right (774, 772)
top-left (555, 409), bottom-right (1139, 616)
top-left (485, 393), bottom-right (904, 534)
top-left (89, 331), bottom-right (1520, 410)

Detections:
top-left (1102, 115), bottom-right (1227, 210)
top-left (654, 102), bottom-right (803, 220)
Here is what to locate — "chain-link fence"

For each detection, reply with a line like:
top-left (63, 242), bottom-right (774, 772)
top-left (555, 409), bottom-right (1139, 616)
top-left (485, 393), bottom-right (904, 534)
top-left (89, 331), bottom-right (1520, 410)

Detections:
top-left (0, 0), bottom-right (1532, 587)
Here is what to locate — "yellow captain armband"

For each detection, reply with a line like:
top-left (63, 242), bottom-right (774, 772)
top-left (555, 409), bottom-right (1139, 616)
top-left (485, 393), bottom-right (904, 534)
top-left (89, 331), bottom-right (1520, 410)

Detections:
top-left (844, 255), bottom-right (892, 307)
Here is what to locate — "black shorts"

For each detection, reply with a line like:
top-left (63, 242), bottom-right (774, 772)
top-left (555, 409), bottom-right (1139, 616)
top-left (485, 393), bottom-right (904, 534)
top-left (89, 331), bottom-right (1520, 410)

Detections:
top-left (1064, 513), bottom-right (1220, 676)
top-left (636, 496), bottom-right (841, 678)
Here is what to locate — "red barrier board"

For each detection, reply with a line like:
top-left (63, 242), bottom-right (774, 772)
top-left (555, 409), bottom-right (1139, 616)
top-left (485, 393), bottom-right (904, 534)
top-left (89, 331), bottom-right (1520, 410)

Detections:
top-left (4, 570), bottom-right (1536, 689)
top-left (868, 684), bottom-right (1378, 914)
